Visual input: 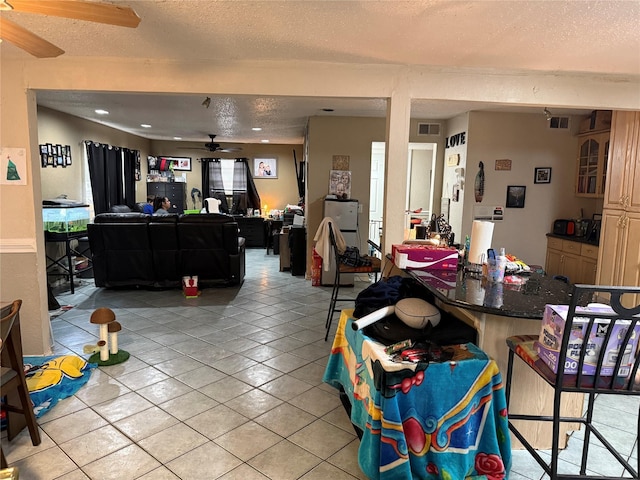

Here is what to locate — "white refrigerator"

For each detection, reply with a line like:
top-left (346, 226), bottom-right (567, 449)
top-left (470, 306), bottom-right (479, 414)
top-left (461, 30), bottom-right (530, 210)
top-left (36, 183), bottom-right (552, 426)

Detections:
top-left (322, 199), bottom-right (359, 286)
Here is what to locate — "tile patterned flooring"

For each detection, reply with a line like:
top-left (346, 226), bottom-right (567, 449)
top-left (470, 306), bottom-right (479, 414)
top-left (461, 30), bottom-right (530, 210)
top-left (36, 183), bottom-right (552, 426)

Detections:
top-left (2, 249), bottom-right (638, 479)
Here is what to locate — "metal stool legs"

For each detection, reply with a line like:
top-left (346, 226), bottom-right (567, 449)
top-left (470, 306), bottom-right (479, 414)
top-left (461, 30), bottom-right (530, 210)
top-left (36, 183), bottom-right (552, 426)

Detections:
top-left (325, 262), bottom-right (342, 341)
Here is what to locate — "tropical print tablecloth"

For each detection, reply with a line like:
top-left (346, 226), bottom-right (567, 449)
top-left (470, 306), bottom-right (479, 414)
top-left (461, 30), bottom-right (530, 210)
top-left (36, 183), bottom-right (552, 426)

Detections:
top-left (323, 310), bottom-right (511, 480)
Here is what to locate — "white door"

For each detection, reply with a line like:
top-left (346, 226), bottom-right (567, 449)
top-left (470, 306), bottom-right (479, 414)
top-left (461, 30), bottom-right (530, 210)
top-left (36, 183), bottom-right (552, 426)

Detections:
top-left (369, 142), bottom-right (385, 246)
top-left (369, 142), bottom-right (437, 246)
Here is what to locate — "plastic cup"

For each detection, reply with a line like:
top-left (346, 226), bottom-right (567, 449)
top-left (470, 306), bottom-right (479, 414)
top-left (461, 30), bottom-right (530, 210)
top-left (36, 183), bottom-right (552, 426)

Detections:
top-left (487, 258), bottom-right (506, 283)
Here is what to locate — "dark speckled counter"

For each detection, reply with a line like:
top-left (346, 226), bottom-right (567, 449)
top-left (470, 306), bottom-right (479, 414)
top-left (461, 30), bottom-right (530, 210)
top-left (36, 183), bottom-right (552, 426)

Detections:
top-left (403, 267), bottom-right (582, 449)
top-left (407, 269), bottom-right (572, 319)
top-left (546, 232), bottom-right (599, 246)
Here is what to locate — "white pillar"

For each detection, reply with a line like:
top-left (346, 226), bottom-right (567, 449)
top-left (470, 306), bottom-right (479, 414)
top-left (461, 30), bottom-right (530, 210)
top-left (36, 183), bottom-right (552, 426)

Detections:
top-left (382, 89), bottom-right (411, 256)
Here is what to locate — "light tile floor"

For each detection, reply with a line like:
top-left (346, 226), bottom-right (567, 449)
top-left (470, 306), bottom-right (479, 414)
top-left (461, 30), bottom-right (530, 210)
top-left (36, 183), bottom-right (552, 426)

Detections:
top-left (2, 249), bottom-right (638, 479)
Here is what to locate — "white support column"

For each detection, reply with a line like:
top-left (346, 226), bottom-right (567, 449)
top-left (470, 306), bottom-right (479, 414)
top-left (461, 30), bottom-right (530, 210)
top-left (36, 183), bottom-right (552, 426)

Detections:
top-left (382, 90), bottom-right (411, 257)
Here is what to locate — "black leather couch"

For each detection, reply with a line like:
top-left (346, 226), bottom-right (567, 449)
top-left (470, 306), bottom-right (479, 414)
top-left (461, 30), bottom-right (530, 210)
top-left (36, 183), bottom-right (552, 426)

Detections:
top-left (88, 213), bottom-right (245, 288)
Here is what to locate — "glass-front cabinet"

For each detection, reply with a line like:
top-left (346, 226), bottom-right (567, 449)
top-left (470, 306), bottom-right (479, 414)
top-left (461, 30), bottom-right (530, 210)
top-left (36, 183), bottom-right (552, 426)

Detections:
top-left (575, 131), bottom-right (610, 197)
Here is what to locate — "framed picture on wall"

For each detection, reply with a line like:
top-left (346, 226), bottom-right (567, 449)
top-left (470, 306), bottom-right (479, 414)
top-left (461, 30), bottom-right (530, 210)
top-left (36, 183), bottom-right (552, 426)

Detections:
top-left (40, 144), bottom-right (48, 167)
top-left (44, 143), bottom-right (54, 167)
top-left (55, 144), bottom-right (65, 168)
top-left (534, 167), bottom-right (551, 184)
top-left (506, 185), bottom-right (526, 208)
top-left (64, 145), bottom-right (72, 166)
top-left (135, 157), bottom-right (141, 181)
top-left (164, 156), bottom-right (191, 171)
top-left (329, 170), bottom-right (351, 199)
top-left (254, 158), bottom-right (277, 178)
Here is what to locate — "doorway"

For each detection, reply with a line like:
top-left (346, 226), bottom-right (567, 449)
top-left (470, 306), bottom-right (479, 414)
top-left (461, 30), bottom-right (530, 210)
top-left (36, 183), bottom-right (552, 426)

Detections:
top-left (368, 142), bottom-right (437, 246)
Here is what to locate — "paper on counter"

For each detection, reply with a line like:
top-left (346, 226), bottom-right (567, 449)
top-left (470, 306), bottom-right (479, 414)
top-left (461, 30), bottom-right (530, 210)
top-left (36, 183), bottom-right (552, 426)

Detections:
top-left (469, 220), bottom-right (494, 265)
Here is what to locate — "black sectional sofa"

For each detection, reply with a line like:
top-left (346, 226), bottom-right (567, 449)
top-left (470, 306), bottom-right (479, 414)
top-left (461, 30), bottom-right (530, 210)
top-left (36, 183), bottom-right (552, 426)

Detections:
top-left (88, 213), bottom-right (245, 288)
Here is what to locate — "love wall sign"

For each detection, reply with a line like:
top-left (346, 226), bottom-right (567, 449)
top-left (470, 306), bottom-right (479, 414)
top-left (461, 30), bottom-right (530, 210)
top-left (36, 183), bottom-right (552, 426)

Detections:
top-left (445, 132), bottom-right (466, 149)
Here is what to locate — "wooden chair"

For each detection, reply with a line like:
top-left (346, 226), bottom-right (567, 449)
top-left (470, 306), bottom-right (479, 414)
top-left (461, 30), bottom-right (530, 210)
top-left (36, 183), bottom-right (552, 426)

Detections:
top-left (1, 300), bottom-right (41, 469)
top-left (324, 222), bottom-right (381, 341)
top-left (504, 284), bottom-right (640, 479)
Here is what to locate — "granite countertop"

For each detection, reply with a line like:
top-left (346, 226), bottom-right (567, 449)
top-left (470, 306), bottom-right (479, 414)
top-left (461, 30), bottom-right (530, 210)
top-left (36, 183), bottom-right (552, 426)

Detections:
top-left (546, 232), bottom-right (599, 246)
top-left (407, 269), bottom-right (572, 319)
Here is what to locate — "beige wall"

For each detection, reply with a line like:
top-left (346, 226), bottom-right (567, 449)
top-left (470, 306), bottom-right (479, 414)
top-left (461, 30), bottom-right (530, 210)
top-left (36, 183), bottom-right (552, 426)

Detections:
top-left (306, 116), bottom-right (386, 260)
top-left (148, 140), bottom-right (303, 210)
top-left (306, 115), bottom-right (446, 266)
top-left (1, 67), bottom-right (49, 355)
top-left (38, 110), bottom-right (303, 210)
top-left (38, 107), bottom-right (153, 203)
top-left (456, 111), bottom-right (601, 267)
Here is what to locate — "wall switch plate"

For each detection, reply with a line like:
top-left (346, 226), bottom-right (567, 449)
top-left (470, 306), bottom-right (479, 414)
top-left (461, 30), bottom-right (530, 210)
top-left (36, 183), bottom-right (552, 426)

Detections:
top-left (358, 204), bottom-right (363, 213)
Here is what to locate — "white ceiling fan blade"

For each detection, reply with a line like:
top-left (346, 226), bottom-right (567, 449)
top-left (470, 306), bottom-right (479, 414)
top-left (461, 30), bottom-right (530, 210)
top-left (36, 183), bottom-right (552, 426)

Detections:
top-left (0, 17), bottom-right (64, 57)
top-left (6, 0), bottom-right (141, 28)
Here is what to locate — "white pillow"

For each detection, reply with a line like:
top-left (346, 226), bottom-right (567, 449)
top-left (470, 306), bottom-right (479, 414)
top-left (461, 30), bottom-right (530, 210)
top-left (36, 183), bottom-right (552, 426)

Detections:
top-left (395, 298), bottom-right (441, 329)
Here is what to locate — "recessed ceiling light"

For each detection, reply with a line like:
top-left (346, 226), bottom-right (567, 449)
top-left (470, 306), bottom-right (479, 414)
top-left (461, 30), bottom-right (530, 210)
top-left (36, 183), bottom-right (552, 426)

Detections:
top-left (261, 139), bottom-right (270, 143)
top-left (141, 124), bottom-right (152, 128)
top-left (173, 136), bottom-right (182, 140)
top-left (95, 109), bottom-right (109, 115)
top-left (252, 127), bottom-right (262, 131)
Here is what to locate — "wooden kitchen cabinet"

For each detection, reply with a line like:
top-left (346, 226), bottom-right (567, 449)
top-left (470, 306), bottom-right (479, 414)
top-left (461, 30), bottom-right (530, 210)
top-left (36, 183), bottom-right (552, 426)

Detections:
top-left (597, 210), bottom-right (640, 288)
top-left (545, 237), bottom-right (584, 284)
top-left (597, 111), bottom-right (640, 302)
top-left (546, 237), bottom-right (599, 285)
top-left (575, 131), bottom-right (609, 198)
top-left (604, 111), bottom-right (640, 212)
top-left (579, 243), bottom-right (599, 285)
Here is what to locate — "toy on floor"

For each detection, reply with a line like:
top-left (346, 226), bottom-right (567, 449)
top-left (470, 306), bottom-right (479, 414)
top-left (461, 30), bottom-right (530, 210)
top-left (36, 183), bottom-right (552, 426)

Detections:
top-left (86, 307), bottom-right (129, 365)
top-left (182, 275), bottom-right (200, 298)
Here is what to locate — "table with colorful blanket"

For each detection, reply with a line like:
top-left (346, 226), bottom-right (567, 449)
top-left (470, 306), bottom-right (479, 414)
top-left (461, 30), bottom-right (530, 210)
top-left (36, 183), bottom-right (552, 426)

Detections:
top-left (323, 310), bottom-right (511, 480)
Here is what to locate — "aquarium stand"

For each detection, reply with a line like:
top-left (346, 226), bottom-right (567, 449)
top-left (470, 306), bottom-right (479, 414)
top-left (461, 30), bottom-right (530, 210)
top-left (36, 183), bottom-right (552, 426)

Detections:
top-left (45, 231), bottom-right (91, 294)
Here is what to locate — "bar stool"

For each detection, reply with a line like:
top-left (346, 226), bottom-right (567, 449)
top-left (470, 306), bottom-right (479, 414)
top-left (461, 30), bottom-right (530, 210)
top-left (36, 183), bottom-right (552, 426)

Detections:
top-left (324, 222), bottom-right (381, 341)
top-left (504, 284), bottom-right (640, 479)
top-left (1, 300), bottom-right (41, 468)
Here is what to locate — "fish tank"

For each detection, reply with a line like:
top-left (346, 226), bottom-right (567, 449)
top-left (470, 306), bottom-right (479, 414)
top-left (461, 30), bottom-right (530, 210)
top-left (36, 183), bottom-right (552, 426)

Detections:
top-left (43, 204), bottom-right (90, 234)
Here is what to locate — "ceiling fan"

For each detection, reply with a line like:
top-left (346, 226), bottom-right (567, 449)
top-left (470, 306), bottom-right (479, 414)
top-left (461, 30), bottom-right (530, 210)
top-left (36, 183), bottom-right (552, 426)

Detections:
top-left (186, 134), bottom-right (243, 154)
top-left (0, 0), bottom-right (140, 58)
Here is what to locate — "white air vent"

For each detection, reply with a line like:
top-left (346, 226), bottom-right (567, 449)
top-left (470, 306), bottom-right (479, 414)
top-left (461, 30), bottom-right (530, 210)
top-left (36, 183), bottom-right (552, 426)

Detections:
top-left (548, 116), bottom-right (570, 130)
top-left (417, 123), bottom-right (441, 136)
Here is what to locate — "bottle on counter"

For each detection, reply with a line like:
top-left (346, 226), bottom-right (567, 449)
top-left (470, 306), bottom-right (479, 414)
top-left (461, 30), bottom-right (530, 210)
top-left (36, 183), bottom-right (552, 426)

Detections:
top-left (496, 247), bottom-right (507, 282)
top-left (464, 235), bottom-right (470, 264)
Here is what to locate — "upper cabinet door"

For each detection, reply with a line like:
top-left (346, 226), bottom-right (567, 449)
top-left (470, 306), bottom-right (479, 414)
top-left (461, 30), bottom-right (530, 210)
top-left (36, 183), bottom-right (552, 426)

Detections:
top-left (605, 111), bottom-right (640, 212)
top-left (576, 132), bottom-right (609, 198)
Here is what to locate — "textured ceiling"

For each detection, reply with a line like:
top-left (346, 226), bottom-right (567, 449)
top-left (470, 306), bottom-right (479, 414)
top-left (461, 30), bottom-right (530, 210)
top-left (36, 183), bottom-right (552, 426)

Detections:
top-left (3, 0), bottom-right (639, 144)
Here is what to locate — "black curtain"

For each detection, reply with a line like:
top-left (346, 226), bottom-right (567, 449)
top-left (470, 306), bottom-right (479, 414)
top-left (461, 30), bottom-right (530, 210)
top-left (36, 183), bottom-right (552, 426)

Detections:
top-left (122, 148), bottom-right (137, 207)
top-left (201, 158), bottom-right (228, 213)
top-left (298, 160), bottom-right (305, 200)
top-left (294, 149), bottom-right (305, 200)
top-left (239, 158), bottom-right (260, 213)
top-left (86, 141), bottom-right (137, 214)
top-left (201, 158), bottom-right (260, 215)
top-left (232, 158), bottom-right (260, 215)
